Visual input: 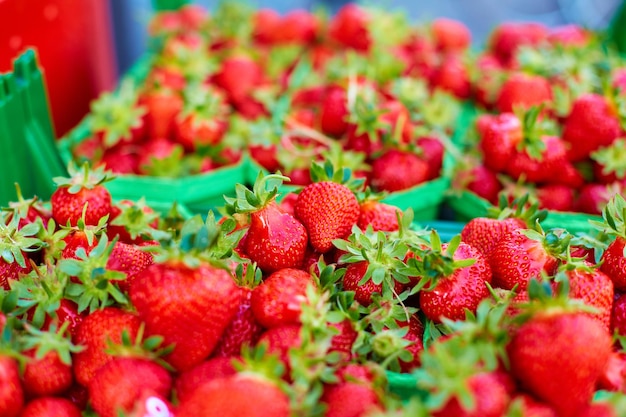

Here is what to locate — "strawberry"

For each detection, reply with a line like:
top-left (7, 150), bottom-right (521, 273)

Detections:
top-left (0, 215), bottom-right (42, 289)
top-left (496, 73), bottom-right (552, 114)
top-left (452, 160), bottom-right (502, 205)
top-left (370, 149), bottom-right (429, 192)
top-left (431, 18), bottom-right (471, 53)
top-left (591, 139), bottom-right (626, 184)
top-left (106, 198), bottom-right (160, 245)
top-left (279, 10), bottom-right (319, 45)
top-left (432, 372), bottom-right (511, 417)
top-left (461, 217), bottom-right (526, 259)
top-left (139, 84), bottom-right (183, 139)
top-left (561, 94), bottom-right (622, 162)
top-left (88, 357), bottom-right (172, 417)
top-left (430, 54), bottom-right (471, 99)
top-left (321, 380), bottom-right (382, 417)
top-left (478, 113), bottom-right (523, 172)
top-left (19, 397), bottom-right (81, 417)
top-left (295, 176), bottom-right (360, 253)
top-left (60, 216), bottom-right (106, 260)
top-left (612, 293), bottom-right (626, 336)
top-left (357, 200), bottom-right (401, 232)
top-left (174, 357), bottom-right (237, 403)
top-left (22, 349), bottom-right (73, 398)
top-left (105, 241), bottom-right (154, 293)
top-left (130, 257), bottom-right (241, 371)
top-left (213, 54), bottom-right (263, 103)
top-left (395, 317), bottom-right (425, 373)
top-left (256, 325), bottom-right (302, 369)
top-left (329, 4), bottom-right (371, 52)
top-left (507, 395), bottom-right (558, 417)
top-left (251, 268), bottom-right (314, 329)
top-left (225, 174), bottom-right (308, 273)
top-left (556, 261), bottom-right (614, 330)
top-left (137, 138), bottom-right (185, 177)
top-left (214, 286), bottom-right (264, 358)
top-left (415, 136), bottom-right (445, 180)
top-left (320, 86), bottom-right (349, 138)
top-left (176, 374), bottom-right (290, 417)
top-left (6, 184), bottom-right (52, 229)
top-left (129, 216), bottom-right (242, 372)
top-left (507, 289), bottom-right (612, 417)
top-left (417, 236), bottom-right (492, 323)
top-left (72, 307), bottom-right (142, 386)
top-left (98, 145), bottom-right (139, 174)
top-left (252, 9), bottom-right (281, 45)
top-left (489, 22), bottom-right (548, 67)
top-left (548, 24), bottom-right (590, 47)
top-left (342, 261), bottom-right (405, 307)
top-left (536, 184), bottom-right (575, 212)
top-left (575, 183), bottom-right (623, 215)
top-left (489, 228), bottom-right (564, 291)
top-left (0, 355), bottom-right (24, 417)
top-left (50, 163), bottom-right (112, 227)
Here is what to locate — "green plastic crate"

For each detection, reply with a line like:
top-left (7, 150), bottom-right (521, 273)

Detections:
top-left (0, 49), bottom-right (65, 206)
top-left (152, 0), bottom-right (189, 11)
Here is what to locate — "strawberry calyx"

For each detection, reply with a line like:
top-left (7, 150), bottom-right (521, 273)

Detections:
top-left (590, 193), bottom-right (626, 239)
top-left (333, 226), bottom-right (412, 299)
top-left (3, 183), bottom-right (51, 226)
top-left (591, 138), bottom-right (626, 181)
top-left (308, 159), bottom-right (366, 193)
top-left (35, 218), bottom-right (69, 265)
top-left (89, 80), bottom-right (146, 149)
top-left (153, 211), bottom-right (244, 269)
top-left (232, 259), bottom-right (263, 289)
top-left (104, 323), bottom-right (175, 371)
top-left (58, 234), bottom-right (129, 313)
top-left (485, 193), bottom-right (547, 226)
top-left (347, 78), bottom-right (386, 137)
top-left (409, 232), bottom-right (477, 292)
top-left (53, 161), bottom-right (113, 193)
top-left (519, 225), bottom-right (572, 262)
top-left (9, 263), bottom-right (69, 329)
top-left (0, 214), bottom-right (44, 269)
top-left (139, 143), bottom-right (187, 177)
top-left (20, 322), bottom-right (83, 366)
top-left (179, 82), bottom-right (227, 126)
top-left (512, 105), bottom-right (557, 161)
top-left (109, 198), bottom-right (168, 243)
top-left (223, 172), bottom-right (289, 216)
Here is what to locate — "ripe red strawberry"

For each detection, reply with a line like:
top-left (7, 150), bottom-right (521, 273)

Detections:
top-left (88, 357), bottom-right (172, 417)
top-left (418, 240), bottom-right (492, 323)
top-left (279, 9), bottom-right (319, 45)
top-left (322, 380), bottom-right (382, 417)
top-left (19, 397), bottom-right (81, 417)
top-left (72, 307), bottom-right (142, 386)
top-left (176, 375), bottom-right (290, 417)
top-left (252, 9), bottom-right (281, 44)
top-left (0, 355), bottom-right (24, 417)
top-left (130, 258), bottom-right (241, 372)
top-left (548, 24), bottom-right (590, 47)
top-left (51, 163), bottom-right (112, 227)
top-left (431, 18), bottom-right (471, 53)
top-left (357, 200), bottom-right (401, 232)
top-left (433, 372), bottom-right (511, 417)
top-left (396, 317), bottom-right (425, 373)
top-left (213, 55), bottom-right (263, 103)
top-left (0, 217), bottom-right (40, 289)
top-left (370, 150), bottom-right (429, 192)
top-left (22, 349), bottom-right (73, 398)
top-left (416, 136), bottom-right (445, 180)
top-left (251, 268), bottom-right (313, 329)
top-left (139, 85), bottom-right (183, 139)
top-left (461, 217), bottom-right (526, 259)
top-left (6, 185), bottom-right (52, 229)
top-left (453, 161), bottom-right (502, 205)
top-left (496, 73), bottom-right (552, 114)
top-left (562, 94), bottom-right (622, 162)
top-left (98, 145), bottom-right (139, 174)
top-left (575, 183), bottom-right (623, 215)
top-left (320, 86), bottom-right (349, 138)
top-left (329, 4), bottom-right (371, 52)
top-left (507, 310), bottom-right (612, 417)
top-left (536, 184), bottom-right (575, 212)
top-left (175, 85), bottom-right (229, 151)
top-left (489, 228), bottom-right (562, 291)
top-left (490, 22), bottom-right (548, 67)
top-left (612, 293), bottom-right (626, 336)
top-left (106, 199), bottom-right (160, 245)
top-left (478, 113), bottom-right (523, 172)
top-left (342, 261), bottom-right (406, 307)
top-left (228, 175), bottom-right (308, 273)
top-left (558, 262), bottom-right (614, 330)
top-left (213, 286), bottom-right (264, 358)
top-left (295, 181), bottom-right (360, 253)
top-left (601, 237), bottom-right (626, 291)
top-left (256, 325), bottom-right (302, 369)
top-left (137, 138), bottom-right (184, 176)
top-left (329, 319), bottom-right (359, 361)
top-left (430, 54), bottom-right (471, 99)
top-left (105, 241), bottom-right (154, 293)
top-left (174, 357), bottom-right (237, 403)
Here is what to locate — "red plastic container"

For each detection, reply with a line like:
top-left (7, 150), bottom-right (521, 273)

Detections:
top-left (0, 0), bottom-right (117, 137)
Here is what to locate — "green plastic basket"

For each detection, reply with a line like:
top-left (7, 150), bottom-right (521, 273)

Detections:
top-left (0, 49), bottom-right (65, 206)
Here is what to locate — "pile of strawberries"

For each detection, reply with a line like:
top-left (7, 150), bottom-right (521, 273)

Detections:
top-left (67, 2), bottom-right (471, 194)
top-left (452, 22), bottom-right (626, 215)
top-left (2, 160), bottom-right (626, 416)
